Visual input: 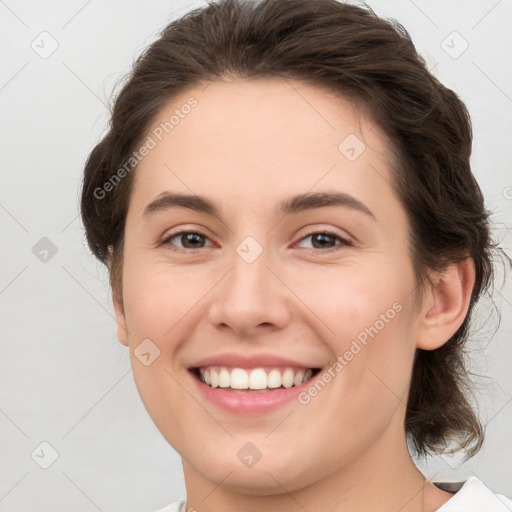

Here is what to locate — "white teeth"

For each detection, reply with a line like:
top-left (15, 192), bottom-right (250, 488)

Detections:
top-left (249, 368), bottom-right (267, 389)
top-left (230, 368), bottom-right (249, 389)
top-left (210, 370), bottom-right (219, 388)
top-left (219, 367), bottom-right (230, 388)
top-left (210, 369), bottom-right (219, 388)
top-left (281, 368), bottom-right (294, 388)
top-left (293, 369), bottom-right (305, 386)
top-left (198, 366), bottom-right (316, 390)
top-left (267, 369), bottom-right (281, 388)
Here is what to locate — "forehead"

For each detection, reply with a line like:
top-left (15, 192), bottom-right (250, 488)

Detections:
top-left (129, 77), bottom-right (398, 219)
top-left (143, 76), bottom-right (387, 156)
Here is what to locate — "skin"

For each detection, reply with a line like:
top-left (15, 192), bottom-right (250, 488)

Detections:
top-left (110, 77), bottom-right (475, 512)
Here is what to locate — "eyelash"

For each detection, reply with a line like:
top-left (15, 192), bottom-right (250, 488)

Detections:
top-left (160, 229), bottom-right (351, 253)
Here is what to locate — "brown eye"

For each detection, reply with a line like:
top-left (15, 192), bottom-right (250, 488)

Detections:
top-left (296, 230), bottom-right (351, 251)
top-left (163, 231), bottom-right (212, 250)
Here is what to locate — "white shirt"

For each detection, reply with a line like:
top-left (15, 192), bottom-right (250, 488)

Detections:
top-left (152, 476), bottom-right (512, 512)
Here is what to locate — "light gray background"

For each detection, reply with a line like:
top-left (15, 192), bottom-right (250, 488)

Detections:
top-left (0, 1), bottom-right (511, 511)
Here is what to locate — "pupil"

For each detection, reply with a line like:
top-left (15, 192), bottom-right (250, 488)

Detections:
top-left (313, 233), bottom-right (334, 248)
top-left (183, 233), bottom-right (203, 248)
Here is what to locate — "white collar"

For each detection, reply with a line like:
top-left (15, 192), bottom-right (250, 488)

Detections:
top-left (435, 476), bottom-right (512, 511)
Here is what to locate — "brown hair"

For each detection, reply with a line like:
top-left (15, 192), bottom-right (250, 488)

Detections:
top-left (80, 0), bottom-right (494, 458)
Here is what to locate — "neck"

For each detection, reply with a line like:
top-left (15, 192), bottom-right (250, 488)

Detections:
top-left (181, 419), bottom-right (446, 512)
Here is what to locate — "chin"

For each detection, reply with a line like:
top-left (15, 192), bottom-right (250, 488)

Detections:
top-left (189, 449), bottom-right (323, 496)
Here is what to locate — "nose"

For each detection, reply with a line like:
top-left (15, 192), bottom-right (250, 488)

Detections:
top-left (207, 246), bottom-right (291, 338)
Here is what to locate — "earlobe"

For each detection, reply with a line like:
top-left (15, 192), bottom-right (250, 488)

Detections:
top-left (112, 291), bottom-right (129, 347)
top-left (416, 258), bottom-right (476, 350)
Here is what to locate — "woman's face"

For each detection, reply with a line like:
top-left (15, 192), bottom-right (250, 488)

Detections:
top-left (114, 77), bottom-right (424, 493)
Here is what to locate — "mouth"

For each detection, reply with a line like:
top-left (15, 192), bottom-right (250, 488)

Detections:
top-left (189, 365), bottom-right (322, 393)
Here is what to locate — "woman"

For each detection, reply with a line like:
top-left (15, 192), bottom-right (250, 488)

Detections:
top-left (80, 0), bottom-right (511, 510)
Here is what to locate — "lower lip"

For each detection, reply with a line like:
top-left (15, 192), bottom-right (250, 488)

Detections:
top-left (188, 370), bottom-right (317, 414)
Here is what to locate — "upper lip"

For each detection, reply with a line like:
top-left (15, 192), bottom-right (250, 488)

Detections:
top-left (188, 352), bottom-right (322, 370)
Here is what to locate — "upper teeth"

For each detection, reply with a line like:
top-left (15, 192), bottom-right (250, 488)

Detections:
top-left (198, 366), bottom-right (314, 390)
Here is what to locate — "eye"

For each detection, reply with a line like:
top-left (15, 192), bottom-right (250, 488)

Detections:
top-left (160, 229), bottom-right (351, 252)
top-left (295, 230), bottom-right (351, 251)
top-left (162, 231), bottom-right (214, 251)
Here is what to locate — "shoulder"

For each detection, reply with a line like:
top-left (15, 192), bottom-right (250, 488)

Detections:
top-left (435, 476), bottom-right (512, 511)
top-left (151, 497), bottom-right (187, 512)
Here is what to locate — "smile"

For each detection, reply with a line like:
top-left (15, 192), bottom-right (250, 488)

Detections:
top-left (192, 365), bottom-right (320, 392)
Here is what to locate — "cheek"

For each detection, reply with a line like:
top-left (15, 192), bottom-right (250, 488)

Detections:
top-left (300, 256), bottom-right (417, 417)
top-left (298, 258), bottom-right (414, 348)
top-left (121, 257), bottom-right (213, 341)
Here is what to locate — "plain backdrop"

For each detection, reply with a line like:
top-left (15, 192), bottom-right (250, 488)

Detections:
top-left (0, 0), bottom-right (511, 511)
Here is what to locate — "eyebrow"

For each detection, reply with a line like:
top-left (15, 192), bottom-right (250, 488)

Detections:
top-left (143, 190), bottom-right (375, 220)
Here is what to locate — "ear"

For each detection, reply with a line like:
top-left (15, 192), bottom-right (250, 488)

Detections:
top-left (113, 292), bottom-right (129, 347)
top-left (107, 247), bottom-right (129, 347)
top-left (416, 258), bottom-right (476, 350)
